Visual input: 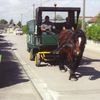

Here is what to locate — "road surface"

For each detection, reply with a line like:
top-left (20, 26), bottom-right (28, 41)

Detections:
top-left (1, 33), bottom-right (100, 100)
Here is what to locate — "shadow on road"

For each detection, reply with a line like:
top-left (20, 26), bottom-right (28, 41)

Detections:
top-left (0, 34), bottom-right (29, 88)
top-left (81, 57), bottom-right (100, 65)
top-left (77, 66), bottom-right (100, 80)
top-left (77, 57), bottom-right (100, 80)
top-left (41, 56), bottom-right (100, 80)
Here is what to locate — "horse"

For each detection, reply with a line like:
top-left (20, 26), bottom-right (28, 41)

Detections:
top-left (58, 28), bottom-right (86, 81)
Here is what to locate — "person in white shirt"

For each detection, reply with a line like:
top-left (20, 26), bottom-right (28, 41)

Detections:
top-left (41, 16), bottom-right (55, 35)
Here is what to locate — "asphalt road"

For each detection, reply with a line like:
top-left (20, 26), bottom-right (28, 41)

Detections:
top-left (0, 33), bottom-right (100, 100)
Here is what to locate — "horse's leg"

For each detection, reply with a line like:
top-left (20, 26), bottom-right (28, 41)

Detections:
top-left (68, 38), bottom-right (81, 81)
top-left (59, 54), bottom-right (66, 72)
top-left (68, 60), bottom-right (78, 81)
top-left (69, 55), bottom-right (82, 81)
top-left (69, 68), bottom-right (78, 81)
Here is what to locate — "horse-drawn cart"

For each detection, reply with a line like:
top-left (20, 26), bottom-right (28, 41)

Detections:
top-left (27, 7), bottom-right (86, 80)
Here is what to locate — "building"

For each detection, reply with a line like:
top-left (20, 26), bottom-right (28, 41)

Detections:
top-left (88, 17), bottom-right (97, 26)
top-left (0, 24), bottom-right (8, 33)
top-left (6, 24), bottom-right (20, 34)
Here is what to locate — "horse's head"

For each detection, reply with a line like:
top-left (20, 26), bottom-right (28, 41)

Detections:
top-left (73, 29), bottom-right (86, 56)
top-left (73, 35), bottom-right (81, 56)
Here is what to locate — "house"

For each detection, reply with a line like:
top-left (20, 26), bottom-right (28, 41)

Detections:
top-left (6, 24), bottom-right (20, 34)
top-left (0, 24), bottom-right (8, 33)
top-left (88, 17), bottom-right (97, 26)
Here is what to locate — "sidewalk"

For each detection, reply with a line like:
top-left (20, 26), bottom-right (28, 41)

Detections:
top-left (86, 40), bottom-right (100, 53)
top-left (0, 34), bottom-right (41, 100)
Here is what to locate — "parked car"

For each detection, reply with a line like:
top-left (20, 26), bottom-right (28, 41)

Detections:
top-left (16, 28), bottom-right (23, 35)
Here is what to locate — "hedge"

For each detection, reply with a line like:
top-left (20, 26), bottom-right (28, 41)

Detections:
top-left (86, 24), bottom-right (100, 41)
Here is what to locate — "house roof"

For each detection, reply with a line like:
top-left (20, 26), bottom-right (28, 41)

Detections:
top-left (8, 24), bottom-right (19, 28)
top-left (0, 24), bottom-right (8, 29)
top-left (88, 17), bottom-right (97, 23)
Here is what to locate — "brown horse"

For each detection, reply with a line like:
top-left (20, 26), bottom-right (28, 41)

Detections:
top-left (58, 29), bottom-right (86, 81)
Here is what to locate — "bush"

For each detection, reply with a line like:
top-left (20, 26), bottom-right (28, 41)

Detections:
top-left (22, 25), bottom-right (28, 34)
top-left (86, 24), bottom-right (100, 41)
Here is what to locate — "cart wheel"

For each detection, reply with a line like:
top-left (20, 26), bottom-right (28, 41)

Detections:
top-left (35, 53), bottom-right (41, 67)
top-left (29, 49), bottom-right (34, 61)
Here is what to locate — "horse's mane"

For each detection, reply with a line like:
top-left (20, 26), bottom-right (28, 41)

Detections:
top-left (59, 29), bottom-right (74, 47)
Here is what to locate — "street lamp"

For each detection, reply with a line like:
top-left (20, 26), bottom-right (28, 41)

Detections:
top-left (54, 3), bottom-right (57, 22)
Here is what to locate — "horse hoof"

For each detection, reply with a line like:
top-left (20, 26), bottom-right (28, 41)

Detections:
top-left (69, 75), bottom-right (78, 81)
top-left (76, 73), bottom-right (82, 78)
top-left (61, 69), bottom-right (66, 73)
top-left (69, 77), bottom-right (78, 81)
top-left (65, 68), bottom-right (67, 72)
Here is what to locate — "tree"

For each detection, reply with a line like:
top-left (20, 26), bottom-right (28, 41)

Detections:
top-left (22, 25), bottom-right (28, 34)
top-left (77, 18), bottom-right (87, 30)
top-left (9, 19), bottom-right (14, 25)
top-left (0, 19), bottom-right (8, 24)
top-left (17, 21), bottom-right (22, 28)
top-left (77, 19), bottom-right (82, 28)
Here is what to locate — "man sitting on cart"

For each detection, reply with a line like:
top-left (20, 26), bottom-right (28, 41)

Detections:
top-left (62, 17), bottom-right (74, 31)
top-left (41, 16), bottom-right (55, 35)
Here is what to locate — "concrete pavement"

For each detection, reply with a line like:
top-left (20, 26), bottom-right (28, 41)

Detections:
top-left (0, 34), bottom-right (41, 100)
top-left (86, 40), bottom-right (100, 53)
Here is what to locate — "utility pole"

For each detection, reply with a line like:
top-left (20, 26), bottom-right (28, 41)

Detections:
top-left (33, 4), bottom-right (35, 20)
top-left (21, 13), bottom-right (23, 28)
top-left (41, 0), bottom-right (42, 6)
top-left (82, 0), bottom-right (86, 31)
top-left (54, 3), bottom-right (57, 22)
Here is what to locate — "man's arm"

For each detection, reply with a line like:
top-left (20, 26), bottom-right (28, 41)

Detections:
top-left (40, 24), bottom-right (47, 31)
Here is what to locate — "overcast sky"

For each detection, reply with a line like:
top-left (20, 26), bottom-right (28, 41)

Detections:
top-left (0, 0), bottom-right (100, 24)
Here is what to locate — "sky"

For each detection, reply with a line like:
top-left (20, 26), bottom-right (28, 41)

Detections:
top-left (0, 0), bottom-right (100, 24)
